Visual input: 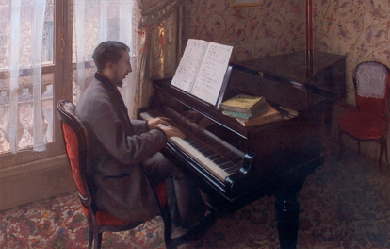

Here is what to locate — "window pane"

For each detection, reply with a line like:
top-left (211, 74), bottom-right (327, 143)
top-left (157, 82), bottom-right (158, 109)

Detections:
top-left (0, 0), bottom-right (55, 155)
top-left (0, 2), bottom-right (11, 71)
top-left (0, 1), bottom-right (54, 69)
top-left (0, 73), bottom-right (54, 153)
top-left (0, 89), bottom-right (8, 152)
top-left (43, 1), bottom-right (55, 64)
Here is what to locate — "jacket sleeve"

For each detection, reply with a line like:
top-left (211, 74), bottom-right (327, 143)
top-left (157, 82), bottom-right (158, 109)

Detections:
top-left (130, 119), bottom-right (149, 134)
top-left (82, 95), bottom-right (168, 165)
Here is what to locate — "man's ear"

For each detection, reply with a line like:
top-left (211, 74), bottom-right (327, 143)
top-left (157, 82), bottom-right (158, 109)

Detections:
top-left (106, 61), bottom-right (113, 69)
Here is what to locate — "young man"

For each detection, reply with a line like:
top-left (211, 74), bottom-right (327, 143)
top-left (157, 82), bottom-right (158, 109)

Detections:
top-left (75, 41), bottom-right (207, 240)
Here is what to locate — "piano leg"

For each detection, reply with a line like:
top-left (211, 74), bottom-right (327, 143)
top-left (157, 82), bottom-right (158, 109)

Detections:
top-left (324, 99), bottom-right (335, 137)
top-left (275, 194), bottom-right (300, 249)
top-left (274, 156), bottom-right (323, 249)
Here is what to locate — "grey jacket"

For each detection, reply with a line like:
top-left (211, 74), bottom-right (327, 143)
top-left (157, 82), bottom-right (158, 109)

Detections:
top-left (75, 73), bottom-right (167, 223)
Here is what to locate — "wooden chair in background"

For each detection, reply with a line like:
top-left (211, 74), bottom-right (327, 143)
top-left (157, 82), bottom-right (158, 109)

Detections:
top-left (338, 61), bottom-right (390, 172)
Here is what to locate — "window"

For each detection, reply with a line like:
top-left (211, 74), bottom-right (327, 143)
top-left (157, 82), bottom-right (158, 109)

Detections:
top-left (1, 0), bottom-right (139, 167)
top-left (0, 0), bottom-right (72, 166)
top-left (72, 0), bottom-right (138, 106)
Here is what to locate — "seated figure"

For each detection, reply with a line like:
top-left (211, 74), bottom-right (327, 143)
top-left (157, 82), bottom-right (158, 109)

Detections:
top-left (75, 41), bottom-right (208, 240)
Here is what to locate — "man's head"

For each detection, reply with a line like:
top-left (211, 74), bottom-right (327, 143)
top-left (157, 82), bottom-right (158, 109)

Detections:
top-left (92, 41), bottom-right (132, 87)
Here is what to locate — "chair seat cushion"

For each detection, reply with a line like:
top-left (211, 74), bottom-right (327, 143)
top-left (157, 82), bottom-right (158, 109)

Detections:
top-left (81, 204), bottom-right (129, 226)
top-left (95, 211), bottom-right (129, 226)
top-left (338, 111), bottom-right (388, 140)
top-left (154, 182), bottom-right (168, 206)
top-left (80, 182), bottom-right (168, 227)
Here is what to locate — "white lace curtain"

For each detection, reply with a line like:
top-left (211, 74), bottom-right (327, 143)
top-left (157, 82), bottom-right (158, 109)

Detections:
top-left (0, 0), bottom-right (139, 155)
top-left (1, 0), bottom-right (50, 154)
top-left (73, 0), bottom-right (183, 119)
top-left (73, 0), bottom-right (139, 116)
top-left (1, 0), bottom-right (180, 155)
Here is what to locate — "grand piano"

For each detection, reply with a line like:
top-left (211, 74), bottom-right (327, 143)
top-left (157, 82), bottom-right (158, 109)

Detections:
top-left (138, 50), bottom-right (346, 248)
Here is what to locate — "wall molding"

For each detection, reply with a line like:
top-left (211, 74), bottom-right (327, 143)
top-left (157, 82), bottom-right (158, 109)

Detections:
top-left (0, 154), bottom-right (76, 210)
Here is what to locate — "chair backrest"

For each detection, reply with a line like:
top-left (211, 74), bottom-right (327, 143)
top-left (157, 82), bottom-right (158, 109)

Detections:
top-left (57, 100), bottom-right (91, 210)
top-left (353, 61), bottom-right (390, 118)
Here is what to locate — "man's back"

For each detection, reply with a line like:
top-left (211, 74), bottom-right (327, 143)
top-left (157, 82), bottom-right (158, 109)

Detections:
top-left (75, 74), bottom-right (165, 223)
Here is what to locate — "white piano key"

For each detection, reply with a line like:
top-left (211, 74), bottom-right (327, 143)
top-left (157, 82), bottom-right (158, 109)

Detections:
top-left (140, 111), bottom-right (231, 181)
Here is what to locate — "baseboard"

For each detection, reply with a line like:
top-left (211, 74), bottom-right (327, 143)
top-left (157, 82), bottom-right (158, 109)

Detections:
top-left (0, 154), bottom-right (76, 211)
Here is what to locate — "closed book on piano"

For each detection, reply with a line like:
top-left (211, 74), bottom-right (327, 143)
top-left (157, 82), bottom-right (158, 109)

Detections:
top-left (219, 94), bottom-right (267, 114)
top-left (221, 104), bottom-right (269, 121)
top-left (236, 106), bottom-right (282, 126)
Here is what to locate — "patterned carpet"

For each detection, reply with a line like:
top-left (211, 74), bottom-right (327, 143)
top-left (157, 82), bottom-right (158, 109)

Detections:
top-left (1, 142), bottom-right (390, 249)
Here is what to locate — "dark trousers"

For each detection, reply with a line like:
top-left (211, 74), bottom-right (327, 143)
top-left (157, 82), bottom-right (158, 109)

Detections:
top-left (143, 152), bottom-right (206, 228)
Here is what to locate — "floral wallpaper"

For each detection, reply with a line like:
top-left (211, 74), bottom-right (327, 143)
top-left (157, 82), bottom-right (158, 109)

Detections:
top-left (183, 0), bottom-right (306, 62)
top-left (313, 0), bottom-right (390, 104)
top-left (183, 0), bottom-right (390, 105)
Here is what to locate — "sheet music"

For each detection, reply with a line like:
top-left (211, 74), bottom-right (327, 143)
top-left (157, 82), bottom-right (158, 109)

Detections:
top-left (171, 39), bottom-right (233, 105)
top-left (191, 43), bottom-right (233, 105)
top-left (171, 39), bottom-right (208, 91)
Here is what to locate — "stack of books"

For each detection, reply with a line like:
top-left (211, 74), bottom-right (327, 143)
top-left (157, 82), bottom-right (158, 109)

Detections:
top-left (219, 93), bottom-right (282, 126)
top-left (235, 106), bottom-right (282, 126)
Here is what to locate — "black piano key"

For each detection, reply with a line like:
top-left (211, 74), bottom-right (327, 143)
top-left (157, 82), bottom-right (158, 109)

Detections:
top-left (184, 136), bottom-right (195, 142)
top-left (187, 137), bottom-right (222, 158)
top-left (212, 158), bottom-right (224, 164)
top-left (202, 149), bottom-right (215, 157)
top-left (207, 154), bottom-right (221, 160)
top-left (219, 161), bottom-right (233, 169)
top-left (198, 145), bottom-right (210, 153)
top-left (217, 147), bottom-right (229, 154)
top-left (232, 158), bottom-right (244, 165)
top-left (225, 166), bottom-right (239, 174)
top-left (187, 139), bottom-right (203, 148)
top-left (223, 151), bottom-right (235, 158)
top-left (217, 157), bottom-right (230, 163)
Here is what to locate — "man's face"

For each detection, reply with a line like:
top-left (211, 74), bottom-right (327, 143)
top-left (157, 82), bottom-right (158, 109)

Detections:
top-left (111, 51), bottom-right (132, 87)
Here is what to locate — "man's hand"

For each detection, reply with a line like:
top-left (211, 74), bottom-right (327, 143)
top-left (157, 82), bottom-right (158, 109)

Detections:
top-left (147, 117), bottom-right (171, 130)
top-left (160, 126), bottom-right (186, 140)
top-left (147, 117), bottom-right (186, 139)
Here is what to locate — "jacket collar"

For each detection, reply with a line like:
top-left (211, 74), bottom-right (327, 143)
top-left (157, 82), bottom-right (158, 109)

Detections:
top-left (94, 72), bottom-right (122, 97)
top-left (93, 72), bottom-right (132, 127)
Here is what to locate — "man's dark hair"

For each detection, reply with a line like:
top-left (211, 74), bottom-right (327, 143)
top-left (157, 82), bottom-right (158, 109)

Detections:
top-left (92, 41), bottom-right (130, 72)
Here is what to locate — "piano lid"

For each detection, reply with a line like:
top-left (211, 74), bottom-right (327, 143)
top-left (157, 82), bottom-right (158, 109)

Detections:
top-left (231, 50), bottom-right (346, 85)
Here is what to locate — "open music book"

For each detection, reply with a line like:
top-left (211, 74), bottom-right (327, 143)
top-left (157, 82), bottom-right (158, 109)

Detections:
top-left (171, 39), bottom-right (233, 106)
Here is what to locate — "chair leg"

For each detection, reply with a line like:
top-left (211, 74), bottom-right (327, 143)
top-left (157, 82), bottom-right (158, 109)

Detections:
top-left (88, 221), bottom-right (93, 249)
top-left (379, 143), bottom-right (384, 172)
top-left (91, 222), bottom-right (101, 249)
top-left (96, 233), bottom-right (103, 249)
top-left (357, 141), bottom-right (361, 155)
top-left (161, 205), bottom-right (176, 249)
top-left (337, 130), bottom-right (345, 161)
top-left (385, 138), bottom-right (389, 164)
top-left (379, 138), bottom-right (388, 173)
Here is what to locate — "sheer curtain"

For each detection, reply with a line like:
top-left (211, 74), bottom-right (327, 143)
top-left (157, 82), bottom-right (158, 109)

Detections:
top-left (1, 0), bottom-right (52, 154)
top-left (0, 0), bottom-right (183, 155)
top-left (135, 0), bottom-right (183, 117)
top-left (73, 0), bottom-right (139, 118)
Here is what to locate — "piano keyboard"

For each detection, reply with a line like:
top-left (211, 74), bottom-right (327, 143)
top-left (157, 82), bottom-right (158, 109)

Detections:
top-left (140, 111), bottom-right (243, 182)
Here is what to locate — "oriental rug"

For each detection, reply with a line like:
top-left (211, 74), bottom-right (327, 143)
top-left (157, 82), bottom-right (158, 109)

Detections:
top-left (1, 142), bottom-right (390, 249)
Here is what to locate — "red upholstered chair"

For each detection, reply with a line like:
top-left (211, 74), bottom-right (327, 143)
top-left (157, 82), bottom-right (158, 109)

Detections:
top-left (57, 100), bottom-right (174, 249)
top-left (338, 61), bottom-right (390, 172)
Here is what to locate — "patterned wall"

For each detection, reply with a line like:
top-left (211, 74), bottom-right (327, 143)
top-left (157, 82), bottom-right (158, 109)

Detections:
top-left (183, 0), bottom-right (306, 62)
top-left (184, 0), bottom-right (390, 105)
top-left (313, 0), bottom-right (390, 104)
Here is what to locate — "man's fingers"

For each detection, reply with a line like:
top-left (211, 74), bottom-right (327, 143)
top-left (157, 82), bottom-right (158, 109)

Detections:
top-left (162, 126), bottom-right (185, 139)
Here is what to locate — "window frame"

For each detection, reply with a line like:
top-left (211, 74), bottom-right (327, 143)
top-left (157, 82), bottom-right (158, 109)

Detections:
top-left (1, 0), bottom-right (73, 167)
